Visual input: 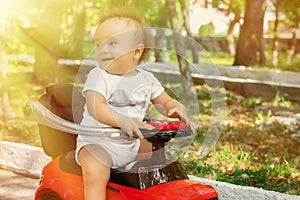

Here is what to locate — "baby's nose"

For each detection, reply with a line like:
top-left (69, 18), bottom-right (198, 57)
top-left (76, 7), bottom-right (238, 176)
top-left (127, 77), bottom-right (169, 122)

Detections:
top-left (102, 43), bottom-right (110, 52)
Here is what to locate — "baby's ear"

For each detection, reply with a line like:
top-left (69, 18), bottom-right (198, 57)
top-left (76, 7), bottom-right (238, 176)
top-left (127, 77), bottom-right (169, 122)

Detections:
top-left (133, 43), bottom-right (144, 60)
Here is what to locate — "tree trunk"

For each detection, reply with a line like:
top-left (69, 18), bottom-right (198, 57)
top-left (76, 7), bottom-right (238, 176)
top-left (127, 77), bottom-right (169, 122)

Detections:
top-left (286, 26), bottom-right (298, 65)
top-left (234, 0), bottom-right (267, 66)
top-left (271, 0), bottom-right (280, 66)
top-left (226, 12), bottom-right (240, 57)
top-left (166, 0), bottom-right (193, 84)
top-left (67, 1), bottom-right (86, 59)
top-left (154, 29), bottom-right (169, 63)
top-left (179, 0), bottom-right (199, 63)
top-left (33, 1), bottom-right (63, 84)
top-left (154, 3), bottom-right (169, 62)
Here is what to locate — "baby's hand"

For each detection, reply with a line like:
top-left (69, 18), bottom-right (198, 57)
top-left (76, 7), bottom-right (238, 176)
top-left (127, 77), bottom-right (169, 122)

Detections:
top-left (114, 114), bottom-right (142, 139)
top-left (167, 107), bottom-right (196, 133)
top-left (129, 121), bottom-right (155, 140)
top-left (117, 116), bottom-right (154, 140)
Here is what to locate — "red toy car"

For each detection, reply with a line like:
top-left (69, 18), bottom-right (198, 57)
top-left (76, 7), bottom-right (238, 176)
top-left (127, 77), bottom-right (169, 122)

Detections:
top-left (24, 84), bottom-right (218, 200)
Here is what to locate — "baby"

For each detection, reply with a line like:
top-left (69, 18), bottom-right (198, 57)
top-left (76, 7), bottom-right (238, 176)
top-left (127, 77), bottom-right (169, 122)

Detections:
top-left (76, 6), bottom-right (192, 200)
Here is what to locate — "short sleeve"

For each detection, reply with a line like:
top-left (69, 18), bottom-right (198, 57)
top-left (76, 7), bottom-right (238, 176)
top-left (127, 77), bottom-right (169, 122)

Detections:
top-left (140, 70), bottom-right (164, 100)
top-left (82, 67), bottom-right (107, 98)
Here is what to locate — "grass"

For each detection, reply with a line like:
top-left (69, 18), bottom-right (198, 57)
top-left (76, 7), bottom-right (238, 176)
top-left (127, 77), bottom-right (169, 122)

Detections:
top-left (181, 84), bottom-right (300, 195)
top-left (206, 51), bottom-right (235, 66)
top-left (1, 62), bottom-right (300, 195)
top-left (207, 50), bottom-right (300, 72)
top-left (0, 63), bottom-right (43, 146)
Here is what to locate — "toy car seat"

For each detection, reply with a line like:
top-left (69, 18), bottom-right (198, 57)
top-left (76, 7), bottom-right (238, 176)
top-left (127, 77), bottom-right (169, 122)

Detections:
top-left (37, 83), bottom-right (84, 158)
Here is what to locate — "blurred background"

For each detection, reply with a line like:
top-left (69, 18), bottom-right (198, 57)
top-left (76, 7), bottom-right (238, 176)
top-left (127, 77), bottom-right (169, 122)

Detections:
top-left (0, 0), bottom-right (299, 196)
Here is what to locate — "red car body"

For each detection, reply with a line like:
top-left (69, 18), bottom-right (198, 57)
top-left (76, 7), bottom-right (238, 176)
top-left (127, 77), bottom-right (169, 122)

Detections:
top-left (35, 154), bottom-right (218, 200)
top-left (28, 84), bottom-right (218, 200)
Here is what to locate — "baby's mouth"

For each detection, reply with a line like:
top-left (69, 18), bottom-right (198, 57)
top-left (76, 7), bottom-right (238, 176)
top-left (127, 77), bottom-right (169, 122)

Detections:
top-left (101, 57), bottom-right (114, 62)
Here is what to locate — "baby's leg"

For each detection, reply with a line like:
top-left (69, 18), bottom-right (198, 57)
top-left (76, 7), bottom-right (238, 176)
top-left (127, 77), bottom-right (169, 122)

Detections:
top-left (78, 144), bottom-right (112, 200)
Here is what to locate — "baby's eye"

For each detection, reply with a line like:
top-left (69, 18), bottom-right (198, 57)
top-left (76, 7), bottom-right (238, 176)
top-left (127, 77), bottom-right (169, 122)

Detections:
top-left (109, 41), bottom-right (119, 46)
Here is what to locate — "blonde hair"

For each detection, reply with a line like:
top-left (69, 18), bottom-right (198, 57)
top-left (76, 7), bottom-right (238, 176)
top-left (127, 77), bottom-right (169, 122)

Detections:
top-left (97, 6), bottom-right (153, 62)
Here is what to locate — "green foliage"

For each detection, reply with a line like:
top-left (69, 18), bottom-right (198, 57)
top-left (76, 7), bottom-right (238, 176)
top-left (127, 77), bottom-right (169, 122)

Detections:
top-left (4, 34), bottom-right (34, 55)
top-left (206, 51), bottom-right (235, 66)
top-left (280, 0), bottom-right (300, 27)
top-left (132, 0), bottom-right (165, 26)
top-left (198, 22), bottom-right (216, 36)
top-left (210, 50), bottom-right (300, 72)
top-left (0, 64), bottom-right (43, 146)
top-left (220, 0), bottom-right (246, 12)
top-left (183, 142), bottom-right (300, 194)
top-left (183, 85), bottom-right (300, 195)
top-left (241, 97), bottom-right (262, 108)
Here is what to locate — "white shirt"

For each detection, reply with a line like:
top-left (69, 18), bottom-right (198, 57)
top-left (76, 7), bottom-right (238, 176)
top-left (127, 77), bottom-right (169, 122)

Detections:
top-left (81, 66), bottom-right (164, 127)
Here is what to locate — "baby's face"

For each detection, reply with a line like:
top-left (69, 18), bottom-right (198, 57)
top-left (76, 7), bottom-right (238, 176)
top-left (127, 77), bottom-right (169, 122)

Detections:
top-left (94, 17), bottom-right (143, 75)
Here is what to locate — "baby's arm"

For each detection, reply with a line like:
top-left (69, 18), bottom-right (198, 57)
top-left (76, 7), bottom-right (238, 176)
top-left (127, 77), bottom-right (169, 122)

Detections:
top-left (151, 92), bottom-right (194, 132)
top-left (85, 90), bottom-right (151, 139)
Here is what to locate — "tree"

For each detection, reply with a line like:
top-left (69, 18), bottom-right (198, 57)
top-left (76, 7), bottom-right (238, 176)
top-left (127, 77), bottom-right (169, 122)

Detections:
top-left (17, 0), bottom-right (86, 84)
top-left (219, 0), bottom-right (245, 57)
top-left (153, 3), bottom-right (169, 62)
top-left (281, 0), bottom-right (300, 65)
top-left (178, 0), bottom-right (199, 63)
top-left (32, 1), bottom-right (64, 84)
top-left (0, 5), bottom-right (14, 121)
top-left (270, 0), bottom-right (281, 66)
top-left (165, 0), bottom-right (193, 86)
top-left (61, 0), bottom-right (86, 59)
top-left (234, 0), bottom-right (267, 66)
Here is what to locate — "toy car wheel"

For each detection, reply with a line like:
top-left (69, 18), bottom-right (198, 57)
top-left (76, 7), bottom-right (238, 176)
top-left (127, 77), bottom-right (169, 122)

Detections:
top-left (37, 191), bottom-right (62, 200)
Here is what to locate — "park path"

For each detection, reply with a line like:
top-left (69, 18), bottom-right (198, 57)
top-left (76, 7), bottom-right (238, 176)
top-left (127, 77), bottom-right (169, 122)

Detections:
top-left (0, 169), bottom-right (38, 200)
